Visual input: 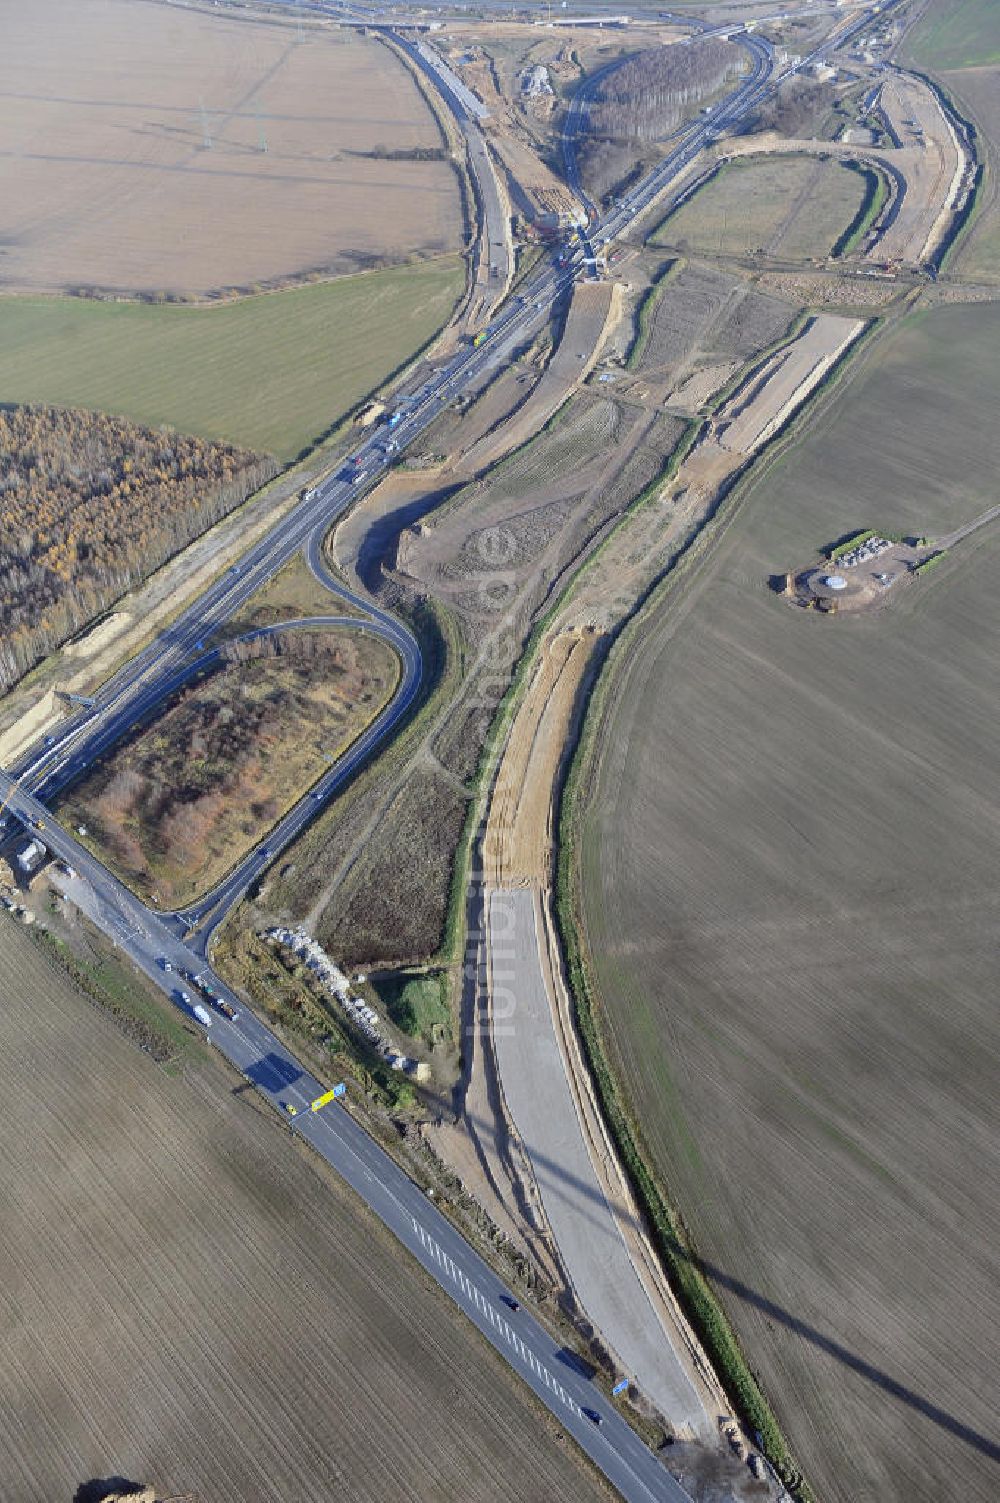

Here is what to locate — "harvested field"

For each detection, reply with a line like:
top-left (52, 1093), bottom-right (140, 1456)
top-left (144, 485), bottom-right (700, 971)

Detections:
top-left (0, 916), bottom-right (612, 1503)
top-left (0, 261), bottom-right (465, 460)
top-left (0, 0), bottom-right (461, 297)
top-left (653, 157), bottom-right (870, 260)
top-left (58, 628), bottom-right (398, 909)
top-left (575, 302), bottom-right (1000, 1503)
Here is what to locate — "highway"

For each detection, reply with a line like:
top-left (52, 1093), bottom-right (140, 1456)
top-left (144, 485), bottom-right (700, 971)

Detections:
top-left (0, 760), bottom-right (690, 1503)
top-left (390, 30), bottom-right (514, 317)
top-left (0, 6), bottom-right (892, 1496)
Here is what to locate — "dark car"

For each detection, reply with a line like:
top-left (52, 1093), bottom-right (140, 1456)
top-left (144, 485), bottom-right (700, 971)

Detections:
top-left (583, 1408), bottom-right (602, 1426)
top-left (501, 1295), bottom-right (519, 1312)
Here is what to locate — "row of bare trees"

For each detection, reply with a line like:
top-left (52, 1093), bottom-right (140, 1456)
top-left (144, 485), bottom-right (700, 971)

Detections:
top-left (0, 405), bottom-right (277, 694)
top-left (587, 38), bottom-right (743, 143)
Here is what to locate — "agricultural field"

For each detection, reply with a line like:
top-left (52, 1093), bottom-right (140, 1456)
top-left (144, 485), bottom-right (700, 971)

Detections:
top-left (58, 628), bottom-right (399, 909)
top-left (0, 917), bottom-right (612, 1503)
top-left (0, 0), bottom-right (462, 297)
top-left (937, 65), bottom-right (1000, 281)
top-left (575, 301), bottom-right (1000, 1503)
top-left (908, 0), bottom-right (1000, 69)
top-left (653, 157), bottom-right (871, 260)
top-left (0, 260), bottom-right (465, 461)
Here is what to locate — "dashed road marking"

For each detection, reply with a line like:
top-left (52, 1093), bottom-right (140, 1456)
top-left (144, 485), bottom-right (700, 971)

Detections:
top-left (411, 1217), bottom-right (581, 1416)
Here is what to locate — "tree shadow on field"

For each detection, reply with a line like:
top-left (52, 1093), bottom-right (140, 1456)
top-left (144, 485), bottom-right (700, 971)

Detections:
top-left (453, 1099), bottom-right (1000, 1468)
top-left (74, 1480), bottom-right (149, 1503)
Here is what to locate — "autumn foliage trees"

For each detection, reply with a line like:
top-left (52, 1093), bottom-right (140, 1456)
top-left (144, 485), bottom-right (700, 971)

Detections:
top-left (0, 405), bottom-right (277, 693)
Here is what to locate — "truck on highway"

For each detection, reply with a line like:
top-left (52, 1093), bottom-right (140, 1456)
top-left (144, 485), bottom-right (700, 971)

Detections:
top-left (192, 1002), bottom-right (212, 1029)
top-left (387, 410), bottom-right (405, 428)
top-left (472, 330), bottom-right (488, 347)
top-left (186, 970), bottom-right (239, 1021)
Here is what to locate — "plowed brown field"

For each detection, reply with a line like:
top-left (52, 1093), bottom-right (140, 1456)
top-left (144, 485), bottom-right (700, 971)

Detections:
top-left (0, 918), bottom-right (611, 1503)
top-left (0, 0), bottom-right (461, 296)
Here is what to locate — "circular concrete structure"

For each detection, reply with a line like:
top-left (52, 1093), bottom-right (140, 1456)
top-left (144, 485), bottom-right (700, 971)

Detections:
top-left (824, 574), bottom-right (848, 591)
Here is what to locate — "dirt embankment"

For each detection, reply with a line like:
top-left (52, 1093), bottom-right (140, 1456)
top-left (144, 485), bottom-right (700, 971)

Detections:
top-left (483, 631), bottom-right (598, 886)
top-left (460, 280), bottom-right (624, 474)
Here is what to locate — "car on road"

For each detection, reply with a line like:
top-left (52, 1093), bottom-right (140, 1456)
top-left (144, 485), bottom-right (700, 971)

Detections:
top-left (501, 1295), bottom-right (519, 1312)
top-left (583, 1408), bottom-right (602, 1426)
top-left (159, 957), bottom-right (172, 972)
top-left (178, 990), bottom-right (192, 1005)
top-left (282, 1101), bottom-right (298, 1117)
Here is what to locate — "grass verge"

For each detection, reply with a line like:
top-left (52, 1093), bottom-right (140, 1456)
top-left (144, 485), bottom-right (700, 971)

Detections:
top-left (29, 923), bottom-right (197, 1064)
top-left (833, 162), bottom-right (889, 257)
top-left (626, 258), bottom-right (680, 370)
top-left (372, 969), bottom-right (451, 1044)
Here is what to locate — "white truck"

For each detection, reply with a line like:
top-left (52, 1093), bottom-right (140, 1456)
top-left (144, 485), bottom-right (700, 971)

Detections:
top-left (192, 1003), bottom-right (212, 1029)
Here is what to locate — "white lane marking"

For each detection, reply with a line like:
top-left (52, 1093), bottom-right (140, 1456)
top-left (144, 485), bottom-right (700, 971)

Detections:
top-left (410, 1216), bottom-right (581, 1418)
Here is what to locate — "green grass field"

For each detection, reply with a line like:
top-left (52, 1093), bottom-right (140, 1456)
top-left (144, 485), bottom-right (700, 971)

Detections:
top-left (575, 302), bottom-right (1000, 1503)
top-left (0, 258), bottom-right (464, 460)
top-left (653, 156), bottom-right (868, 260)
top-left (908, 0), bottom-right (1000, 69)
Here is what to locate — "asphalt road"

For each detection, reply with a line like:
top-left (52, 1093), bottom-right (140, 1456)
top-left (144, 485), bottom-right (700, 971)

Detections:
top-left (390, 31), bottom-right (513, 315)
top-left (0, 6), bottom-right (896, 1494)
top-left (0, 763), bottom-right (690, 1503)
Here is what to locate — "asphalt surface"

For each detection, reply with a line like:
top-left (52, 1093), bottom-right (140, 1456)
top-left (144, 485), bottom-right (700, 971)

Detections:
top-left (390, 31), bottom-right (513, 316)
top-left (0, 763), bottom-right (689, 1503)
top-left (490, 887), bottom-right (710, 1435)
top-left (0, 6), bottom-right (897, 1495)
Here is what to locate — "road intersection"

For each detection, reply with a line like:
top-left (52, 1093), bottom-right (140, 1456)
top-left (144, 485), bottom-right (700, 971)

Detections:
top-left (0, 5), bottom-right (896, 1494)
